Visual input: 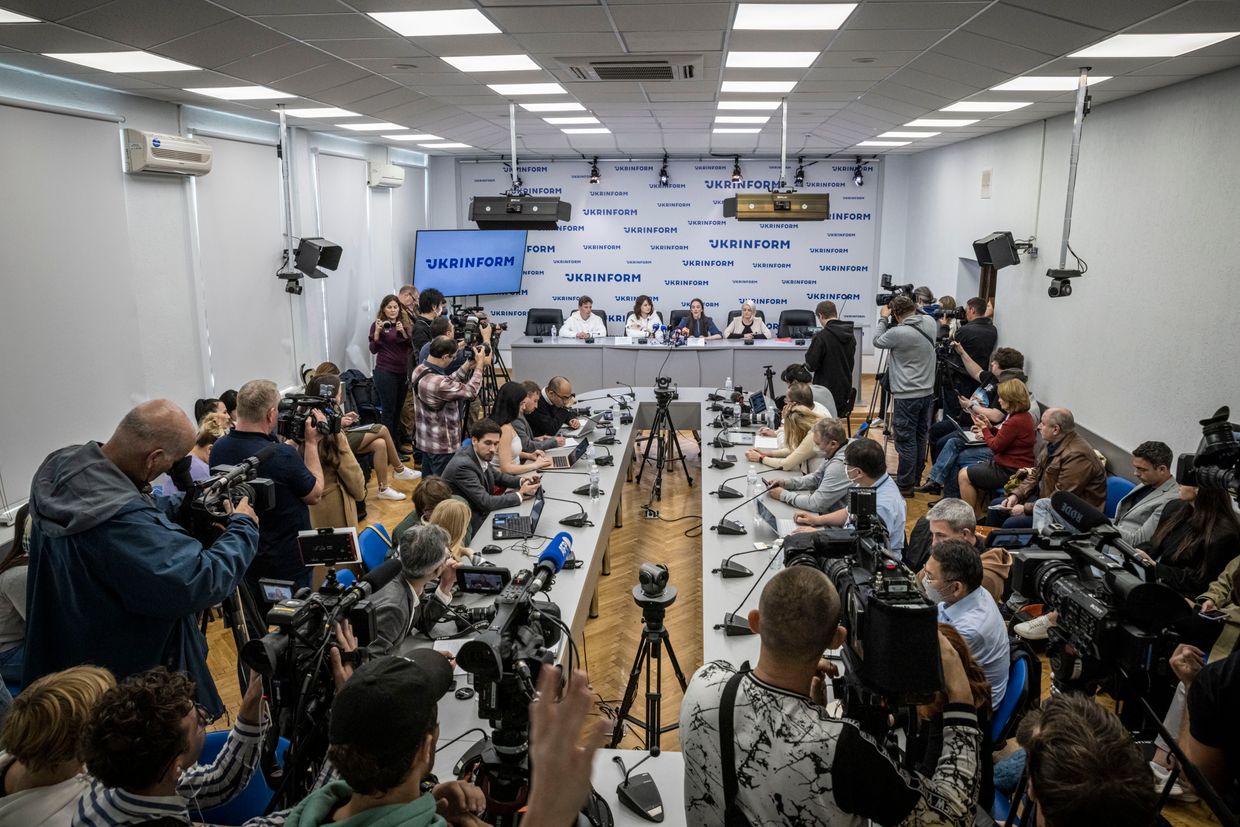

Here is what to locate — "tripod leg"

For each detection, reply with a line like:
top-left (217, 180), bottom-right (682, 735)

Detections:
top-left (661, 631), bottom-right (690, 692)
top-left (611, 639), bottom-right (651, 747)
top-left (647, 635), bottom-right (662, 752)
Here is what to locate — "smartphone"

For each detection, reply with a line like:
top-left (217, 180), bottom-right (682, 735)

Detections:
top-left (456, 566), bottom-right (512, 594)
top-left (1200, 608), bottom-right (1227, 621)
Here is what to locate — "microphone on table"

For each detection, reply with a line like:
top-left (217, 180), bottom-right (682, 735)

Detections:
top-left (542, 493), bottom-right (592, 528)
top-left (614, 381), bottom-right (636, 403)
top-left (711, 487), bottom-right (769, 535)
top-left (710, 467), bottom-right (778, 499)
top-left (528, 532), bottom-right (572, 594)
top-left (712, 548), bottom-right (769, 579)
top-left (613, 753), bottom-right (663, 822)
top-left (595, 426), bottom-right (621, 446)
top-left (591, 443), bottom-right (615, 466)
top-left (714, 547), bottom-right (783, 636)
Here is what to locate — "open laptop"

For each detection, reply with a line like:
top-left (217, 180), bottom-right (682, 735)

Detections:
top-left (561, 417), bottom-right (595, 439)
top-left (550, 439), bottom-right (589, 469)
top-left (756, 498), bottom-right (798, 536)
top-left (492, 490), bottom-right (546, 540)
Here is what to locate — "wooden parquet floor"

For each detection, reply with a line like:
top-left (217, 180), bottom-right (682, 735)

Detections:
top-left (204, 377), bottom-right (1220, 825)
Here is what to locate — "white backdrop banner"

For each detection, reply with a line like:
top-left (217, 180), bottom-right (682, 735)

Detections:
top-left (452, 159), bottom-right (880, 350)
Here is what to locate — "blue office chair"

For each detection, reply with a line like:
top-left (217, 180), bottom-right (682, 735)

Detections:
top-left (190, 733), bottom-right (289, 825)
top-left (991, 656), bottom-right (1030, 748)
top-left (1105, 475), bottom-right (1136, 519)
top-left (371, 523), bottom-right (393, 545)
top-left (358, 524), bottom-right (392, 573)
top-left (334, 568), bottom-right (357, 588)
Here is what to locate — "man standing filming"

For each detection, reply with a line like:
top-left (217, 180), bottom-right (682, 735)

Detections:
top-left (874, 295), bottom-right (938, 496)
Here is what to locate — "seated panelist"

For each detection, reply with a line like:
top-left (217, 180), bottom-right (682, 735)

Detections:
top-left (560, 295), bottom-right (607, 339)
top-left (625, 294), bottom-right (663, 337)
top-left (723, 301), bottom-right (772, 341)
top-left (680, 297), bottom-right (722, 339)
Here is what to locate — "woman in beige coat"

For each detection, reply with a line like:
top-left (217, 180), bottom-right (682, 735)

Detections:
top-left (305, 373), bottom-right (366, 529)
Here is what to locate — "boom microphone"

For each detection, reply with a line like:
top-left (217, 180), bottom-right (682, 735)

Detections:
top-left (529, 532), bottom-right (572, 594)
top-left (332, 558), bottom-right (402, 617)
top-left (1050, 490), bottom-right (1146, 566)
top-left (207, 445), bottom-right (279, 491)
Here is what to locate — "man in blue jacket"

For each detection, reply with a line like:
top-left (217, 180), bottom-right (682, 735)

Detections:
top-left (23, 399), bottom-right (259, 714)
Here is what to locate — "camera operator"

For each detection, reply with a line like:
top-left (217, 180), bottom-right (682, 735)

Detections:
top-left (76, 666), bottom-right (267, 825)
top-left (681, 566), bottom-right (980, 826)
top-left (411, 336), bottom-right (486, 476)
top-left (792, 438), bottom-right (906, 557)
top-left (1163, 643), bottom-right (1240, 808)
top-left (367, 524), bottom-right (457, 655)
top-left (527, 376), bottom-right (580, 438)
top-left (949, 298), bottom-right (997, 399)
top-left (369, 294), bottom-right (413, 446)
top-left (923, 540), bottom-right (1009, 709)
top-left (24, 400), bottom-right (259, 713)
top-left (804, 300), bottom-right (856, 416)
top-left (398, 284), bottom-right (419, 326)
top-left (764, 417), bottom-right (851, 515)
top-left (211, 380), bottom-right (324, 596)
top-left (444, 419), bottom-right (541, 537)
top-left (874, 295), bottom-right (938, 495)
top-left (993, 408), bottom-right (1106, 529)
top-left (409, 288), bottom-right (447, 365)
top-left (417, 316), bottom-right (474, 372)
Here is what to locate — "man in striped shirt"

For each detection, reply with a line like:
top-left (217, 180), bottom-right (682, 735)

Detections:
top-left (74, 667), bottom-right (266, 826)
top-left (410, 336), bottom-right (487, 476)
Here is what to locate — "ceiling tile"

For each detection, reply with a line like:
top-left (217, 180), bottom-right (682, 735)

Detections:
top-left (851, 94), bottom-right (926, 118)
top-left (1003, 0), bottom-right (1182, 31)
top-left (354, 87), bottom-right (426, 111)
top-left (310, 38), bottom-right (429, 59)
top-left (152, 17), bottom-right (292, 69)
top-left (0, 0), bottom-right (113, 21)
top-left (905, 52), bottom-right (1009, 87)
top-left (315, 75), bottom-right (403, 105)
top-left (212, 0), bottom-right (349, 11)
top-left (727, 30), bottom-right (837, 51)
top-left (609, 4), bottom-right (732, 32)
top-left (512, 32), bottom-right (623, 53)
top-left (62, 0), bottom-right (236, 49)
top-left (816, 49), bottom-right (921, 68)
top-left (964, 5), bottom-right (1105, 56)
top-left (830, 29), bottom-right (951, 52)
top-left (409, 34), bottom-right (523, 56)
top-left (485, 5), bottom-right (615, 33)
top-left (625, 31), bottom-right (722, 51)
top-left (215, 42), bottom-right (332, 84)
top-left (1130, 54), bottom-right (1240, 76)
top-left (0, 22), bottom-right (123, 51)
top-left (252, 13), bottom-right (393, 40)
top-left (886, 67), bottom-right (980, 98)
top-left (932, 30), bottom-right (1055, 75)
top-left (867, 80), bottom-right (955, 109)
top-left (804, 65), bottom-right (896, 81)
top-left (276, 61), bottom-right (372, 95)
top-left (846, 1), bottom-right (988, 30)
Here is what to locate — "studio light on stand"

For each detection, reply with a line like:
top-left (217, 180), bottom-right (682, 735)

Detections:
top-left (589, 156), bottom-right (600, 185)
top-left (658, 154), bottom-right (669, 186)
top-left (731, 155), bottom-right (743, 183)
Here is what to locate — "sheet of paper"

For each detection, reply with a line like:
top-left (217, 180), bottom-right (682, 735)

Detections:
top-left (615, 335), bottom-right (633, 344)
top-left (688, 337), bottom-right (706, 347)
top-left (754, 435), bottom-right (780, 451)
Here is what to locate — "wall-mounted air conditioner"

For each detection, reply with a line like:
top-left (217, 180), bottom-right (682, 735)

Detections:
top-left (368, 162), bottom-right (405, 188)
top-left (122, 129), bottom-right (212, 176)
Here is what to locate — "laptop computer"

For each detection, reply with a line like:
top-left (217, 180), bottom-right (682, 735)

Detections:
top-left (492, 490), bottom-right (546, 540)
top-left (561, 417), bottom-right (595, 439)
top-left (756, 498), bottom-right (798, 536)
top-left (550, 439), bottom-right (589, 469)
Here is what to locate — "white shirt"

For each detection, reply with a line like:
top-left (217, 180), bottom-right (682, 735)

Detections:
top-left (560, 310), bottom-right (607, 338)
top-left (624, 312), bottom-right (663, 336)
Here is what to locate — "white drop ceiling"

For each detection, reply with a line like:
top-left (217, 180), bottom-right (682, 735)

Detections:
top-left (1, 0), bottom-right (1238, 157)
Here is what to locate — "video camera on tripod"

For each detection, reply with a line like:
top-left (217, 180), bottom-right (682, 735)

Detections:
top-left (654, 375), bottom-right (679, 405)
top-left (780, 489), bottom-right (941, 718)
top-left (452, 304), bottom-right (507, 349)
top-left (1175, 405), bottom-right (1239, 501)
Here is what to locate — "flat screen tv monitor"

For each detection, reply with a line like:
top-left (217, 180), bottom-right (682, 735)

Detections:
top-left (413, 229), bottom-right (528, 296)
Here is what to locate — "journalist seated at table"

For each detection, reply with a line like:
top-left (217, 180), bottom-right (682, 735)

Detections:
top-left (527, 376), bottom-right (580, 438)
top-left (792, 437), bottom-right (907, 557)
top-left (443, 419), bottom-right (542, 535)
top-left (723, 301), bottom-right (772, 341)
top-left (763, 417), bottom-right (851, 515)
top-left (367, 524), bottom-right (457, 654)
top-left (559, 295), bottom-right (607, 339)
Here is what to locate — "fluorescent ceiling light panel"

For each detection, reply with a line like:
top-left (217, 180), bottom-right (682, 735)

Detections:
top-left (368, 10), bottom-right (500, 36)
top-left (734, 3), bottom-right (856, 30)
top-left (0, 9), bottom-right (41, 22)
top-left (1070, 32), bottom-right (1240, 58)
top-left (279, 107), bottom-right (358, 118)
top-left (857, 140), bottom-right (909, 146)
top-left (520, 102), bottom-right (586, 112)
top-left (879, 131), bottom-right (940, 138)
top-left (713, 128), bottom-right (762, 133)
top-left (718, 100), bottom-right (782, 110)
top-left (726, 51), bottom-right (818, 68)
top-left (715, 115), bottom-right (770, 123)
top-left (442, 54), bottom-right (539, 72)
top-left (489, 82), bottom-right (567, 95)
top-left (905, 118), bottom-right (977, 127)
top-left (544, 116), bottom-right (599, 124)
top-left (562, 127), bottom-right (610, 134)
top-left (721, 80), bottom-right (797, 93)
top-left (187, 85), bottom-right (293, 100)
top-left (338, 122), bottom-right (405, 131)
top-left (420, 142), bottom-right (472, 149)
top-left (940, 101), bottom-right (1031, 112)
top-left (46, 51), bottom-right (200, 73)
top-left (992, 76), bottom-right (1111, 91)
top-left (385, 134), bottom-right (441, 141)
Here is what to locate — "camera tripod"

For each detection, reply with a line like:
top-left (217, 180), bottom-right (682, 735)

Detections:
top-left (762, 364), bottom-right (777, 401)
top-left (478, 332), bottom-right (508, 416)
top-left (635, 394), bottom-right (693, 500)
top-left (610, 585), bottom-right (689, 750)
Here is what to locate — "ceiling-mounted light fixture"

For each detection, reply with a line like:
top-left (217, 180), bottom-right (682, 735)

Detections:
top-left (731, 156), bottom-right (743, 183)
top-left (794, 157), bottom-right (805, 187)
top-left (853, 156), bottom-right (864, 187)
top-left (589, 156), bottom-right (600, 184)
top-left (658, 154), bottom-right (669, 186)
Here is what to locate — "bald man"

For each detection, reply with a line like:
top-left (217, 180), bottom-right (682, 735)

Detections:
top-left (23, 400), bottom-right (259, 714)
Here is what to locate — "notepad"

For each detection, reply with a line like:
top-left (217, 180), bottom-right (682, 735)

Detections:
top-left (754, 434), bottom-right (780, 451)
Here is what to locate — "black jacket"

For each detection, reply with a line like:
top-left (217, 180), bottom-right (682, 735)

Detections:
top-left (805, 319), bottom-right (856, 414)
top-left (953, 318), bottom-right (997, 386)
top-left (367, 577), bottom-right (451, 655)
top-left (527, 392), bottom-right (574, 440)
top-left (408, 315), bottom-right (436, 373)
top-left (443, 445), bottom-right (523, 535)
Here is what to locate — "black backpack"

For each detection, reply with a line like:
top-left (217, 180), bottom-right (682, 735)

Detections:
top-left (340, 369), bottom-right (382, 426)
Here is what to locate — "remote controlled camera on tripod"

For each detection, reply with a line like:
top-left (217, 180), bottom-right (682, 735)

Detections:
top-left (654, 375), bottom-right (679, 404)
top-left (276, 392), bottom-right (341, 443)
top-left (874, 272), bottom-right (914, 307)
top-left (781, 489), bottom-right (941, 711)
top-left (1175, 406), bottom-right (1239, 500)
top-left (639, 562), bottom-right (669, 597)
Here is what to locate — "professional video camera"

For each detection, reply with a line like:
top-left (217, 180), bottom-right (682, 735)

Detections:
top-left (168, 448), bottom-right (276, 546)
top-left (1007, 492), bottom-right (1193, 696)
top-left (454, 534), bottom-right (570, 824)
top-left (1175, 406), bottom-right (1238, 503)
top-left (452, 304), bottom-right (508, 348)
top-left (874, 272), bottom-right (914, 307)
top-left (923, 302), bottom-right (967, 322)
top-left (780, 489), bottom-right (940, 723)
top-left (276, 392), bottom-right (341, 443)
top-left (240, 560), bottom-right (402, 807)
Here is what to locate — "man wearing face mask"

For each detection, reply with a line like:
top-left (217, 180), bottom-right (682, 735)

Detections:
top-left (23, 400), bottom-right (259, 714)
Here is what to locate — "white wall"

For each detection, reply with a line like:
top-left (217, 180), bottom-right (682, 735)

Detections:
top-left (0, 65), bottom-right (428, 513)
top-left (894, 66), bottom-right (1240, 454)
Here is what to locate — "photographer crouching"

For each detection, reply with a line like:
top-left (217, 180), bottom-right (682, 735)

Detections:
top-left (23, 400), bottom-right (259, 714)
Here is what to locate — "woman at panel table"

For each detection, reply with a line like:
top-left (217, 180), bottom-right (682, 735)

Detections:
top-left (492, 381), bottom-right (554, 477)
top-left (723, 300), bottom-right (773, 342)
top-left (624, 294), bottom-right (664, 337)
top-left (679, 297), bottom-right (722, 340)
top-left (746, 384), bottom-right (825, 471)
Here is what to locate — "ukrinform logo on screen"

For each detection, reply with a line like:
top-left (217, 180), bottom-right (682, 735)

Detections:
top-left (424, 255), bottom-right (517, 270)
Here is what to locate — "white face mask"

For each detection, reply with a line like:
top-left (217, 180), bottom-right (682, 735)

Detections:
top-left (924, 580), bottom-right (949, 604)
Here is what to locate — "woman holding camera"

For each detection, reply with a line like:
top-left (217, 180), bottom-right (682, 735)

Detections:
top-left (625, 295), bottom-right (663, 337)
top-left (723, 301), bottom-right (772, 341)
top-left (369, 294), bottom-right (412, 449)
top-left (305, 374), bottom-right (369, 526)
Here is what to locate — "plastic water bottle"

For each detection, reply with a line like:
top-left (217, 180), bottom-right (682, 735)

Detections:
top-left (765, 408), bottom-right (775, 429)
top-left (770, 539), bottom-right (784, 572)
top-left (589, 465), bottom-right (601, 503)
top-left (549, 324), bottom-right (558, 341)
top-left (585, 443), bottom-right (596, 465)
top-left (747, 465), bottom-right (761, 528)
top-left (725, 376), bottom-right (733, 392)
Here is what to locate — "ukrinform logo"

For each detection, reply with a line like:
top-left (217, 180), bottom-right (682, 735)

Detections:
top-left (424, 255), bottom-right (516, 270)
top-left (565, 273), bottom-right (642, 283)
top-left (709, 239), bottom-right (791, 250)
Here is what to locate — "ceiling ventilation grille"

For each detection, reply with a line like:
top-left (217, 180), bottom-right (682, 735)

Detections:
top-left (559, 54), bottom-right (702, 82)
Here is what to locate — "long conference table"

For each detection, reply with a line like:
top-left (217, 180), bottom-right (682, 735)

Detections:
top-left (507, 331), bottom-right (864, 397)
top-left (419, 387), bottom-right (825, 825)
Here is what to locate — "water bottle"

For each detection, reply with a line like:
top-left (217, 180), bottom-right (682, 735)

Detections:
top-left (765, 408), bottom-right (775, 429)
top-left (654, 324), bottom-right (664, 344)
top-left (747, 465), bottom-right (760, 528)
top-left (725, 376), bottom-right (733, 392)
top-left (585, 443), bottom-right (596, 465)
top-left (770, 539), bottom-right (784, 572)
top-left (549, 324), bottom-right (558, 341)
top-left (589, 465), bottom-right (601, 503)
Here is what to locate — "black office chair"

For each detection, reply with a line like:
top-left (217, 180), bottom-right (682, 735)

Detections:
top-left (668, 309), bottom-right (690, 330)
top-left (525, 308), bottom-right (565, 336)
top-left (777, 309), bottom-right (816, 338)
top-left (725, 309), bottom-right (766, 324)
top-left (590, 308), bottom-right (608, 335)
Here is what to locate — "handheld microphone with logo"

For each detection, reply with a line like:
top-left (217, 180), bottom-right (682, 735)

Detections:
top-left (541, 493), bottom-right (592, 528)
top-left (715, 545), bottom-right (783, 636)
top-left (711, 467), bottom-right (777, 499)
top-left (711, 487), bottom-right (770, 535)
top-left (1050, 491), bottom-right (1144, 566)
top-left (712, 548), bottom-right (768, 579)
top-left (528, 532), bottom-right (572, 594)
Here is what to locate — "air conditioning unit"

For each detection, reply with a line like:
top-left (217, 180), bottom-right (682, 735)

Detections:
top-left (122, 129), bottom-right (212, 176)
top-left (368, 162), bottom-right (405, 189)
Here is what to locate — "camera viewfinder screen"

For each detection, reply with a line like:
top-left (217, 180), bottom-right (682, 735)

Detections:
top-left (413, 229), bottom-right (528, 296)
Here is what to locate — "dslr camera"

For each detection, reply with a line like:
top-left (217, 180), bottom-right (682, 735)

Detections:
top-left (924, 302), bottom-right (967, 322)
top-left (277, 393), bottom-right (341, 443)
top-left (874, 273), bottom-right (914, 307)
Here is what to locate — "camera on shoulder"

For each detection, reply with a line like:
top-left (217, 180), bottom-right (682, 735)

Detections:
top-left (276, 393), bottom-right (342, 442)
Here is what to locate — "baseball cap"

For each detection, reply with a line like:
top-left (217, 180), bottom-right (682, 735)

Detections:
top-left (329, 652), bottom-right (454, 755)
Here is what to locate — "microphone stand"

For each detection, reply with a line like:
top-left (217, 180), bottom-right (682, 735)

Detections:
top-left (711, 467), bottom-right (778, 499)
top-left (711, 487), bottom-right (769, 535)
top-left (712, 547), bottom-right (768, 579)
top-left (541, 493), bottom-right (592, 528)
top-left (714, 546), bottom-right (782, 636)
